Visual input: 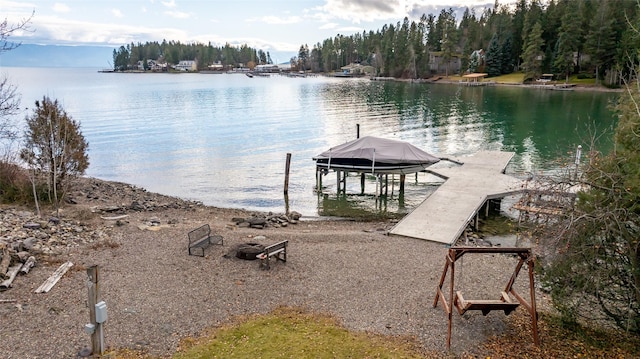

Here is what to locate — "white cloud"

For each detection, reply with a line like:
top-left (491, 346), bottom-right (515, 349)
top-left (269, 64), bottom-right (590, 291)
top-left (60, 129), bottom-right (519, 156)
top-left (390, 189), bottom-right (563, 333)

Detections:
top-left (336, 26), bottom-right (364, 33)
top-left (52, 2), bottom-right (70, 13)
top-left (315, 0), bottom-right (407, 24)
top-left (0, 1), bottom-right (36, 10)
top-left (249, 15), bottom-right (302, 25)
top-left (111, 9), bottom-right (123, 18)
top-left (319, 22), bottom-right (338, 30)
top-left (18, 14), bottom-right (189, 45)
top-left (161, 0), bottom-right (176, 8)
top-left (164, 10), bottom-right (190, 19)
top-left (194, 33), bottom-right (299, 53)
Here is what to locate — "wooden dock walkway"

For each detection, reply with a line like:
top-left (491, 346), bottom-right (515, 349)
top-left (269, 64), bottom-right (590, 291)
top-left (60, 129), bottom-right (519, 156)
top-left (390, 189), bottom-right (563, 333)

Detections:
top-left (388, 151), bottom-right (524, 245)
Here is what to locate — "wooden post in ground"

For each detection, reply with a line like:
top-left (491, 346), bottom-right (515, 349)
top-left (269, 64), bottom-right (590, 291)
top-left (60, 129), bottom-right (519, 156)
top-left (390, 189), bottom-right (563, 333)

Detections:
top-left (284, 153), bottom-right (291, 214)
top-left (87, 265), bottom-right (104, 355)
top-left (284, 153), bottom-right (291, 196)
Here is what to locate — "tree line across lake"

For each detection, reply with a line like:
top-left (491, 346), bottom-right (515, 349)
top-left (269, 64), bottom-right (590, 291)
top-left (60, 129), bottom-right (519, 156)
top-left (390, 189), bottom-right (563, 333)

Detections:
top-left (116, 0), bottom-right (638, 86)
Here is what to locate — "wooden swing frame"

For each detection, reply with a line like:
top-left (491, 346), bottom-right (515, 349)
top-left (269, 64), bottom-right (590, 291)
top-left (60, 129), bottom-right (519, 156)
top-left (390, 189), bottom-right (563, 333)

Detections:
top-left (433, 247), bottom-right (540, 349)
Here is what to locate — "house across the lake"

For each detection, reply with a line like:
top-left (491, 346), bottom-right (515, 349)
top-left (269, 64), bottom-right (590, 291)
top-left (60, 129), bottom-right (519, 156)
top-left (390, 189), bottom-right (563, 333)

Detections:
top-left (429, 51), bottom-right (462, 75)
top-left (174, 60), bottom-right (197, 71)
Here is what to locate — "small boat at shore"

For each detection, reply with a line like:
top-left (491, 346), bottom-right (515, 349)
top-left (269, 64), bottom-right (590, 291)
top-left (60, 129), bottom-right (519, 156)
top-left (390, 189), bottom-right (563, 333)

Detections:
top-left (246, 72), bottom-right (254, 78)
top-left (550, 83), bottom-right (576, 91)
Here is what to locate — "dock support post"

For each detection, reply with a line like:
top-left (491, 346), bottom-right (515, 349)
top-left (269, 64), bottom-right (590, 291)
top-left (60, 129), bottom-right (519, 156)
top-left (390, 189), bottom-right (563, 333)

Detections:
top-left (400, 174), bottom-right (406, 196)
top-left (360, 173), bottom-right (365, 194)
top-left (384, 174), bottom-right (389, 196)
top-left (391, 174), bottom-right (395, 196)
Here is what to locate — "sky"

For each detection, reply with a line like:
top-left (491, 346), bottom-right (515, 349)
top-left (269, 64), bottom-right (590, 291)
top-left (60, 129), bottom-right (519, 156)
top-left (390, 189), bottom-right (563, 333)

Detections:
top-left (2, 0), bottom-right (511, 60)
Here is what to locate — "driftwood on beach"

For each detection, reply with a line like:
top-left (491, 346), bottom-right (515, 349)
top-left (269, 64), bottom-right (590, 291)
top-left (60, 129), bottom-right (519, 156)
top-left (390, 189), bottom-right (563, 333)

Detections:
top-left (35, 261), bottom-right (73, 294)
top-left (0, 265), bottom-right (22, 290)
top-left (20, 256), bottom-right (36, 274)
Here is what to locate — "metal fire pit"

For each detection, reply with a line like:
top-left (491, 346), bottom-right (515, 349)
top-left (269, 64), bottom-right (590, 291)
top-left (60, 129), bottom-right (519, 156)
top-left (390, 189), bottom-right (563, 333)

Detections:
top-left (234, 243), bottom-right (265, 260)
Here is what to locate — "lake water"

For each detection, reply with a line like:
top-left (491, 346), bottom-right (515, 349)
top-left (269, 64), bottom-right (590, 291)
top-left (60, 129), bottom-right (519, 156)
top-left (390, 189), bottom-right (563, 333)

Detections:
top-left (2, 67), bottom-right (619, 217)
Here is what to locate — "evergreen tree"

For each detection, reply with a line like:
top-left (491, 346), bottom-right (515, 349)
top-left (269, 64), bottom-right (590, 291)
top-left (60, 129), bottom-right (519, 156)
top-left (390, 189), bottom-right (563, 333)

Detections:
top-left (500, 34), bottom-right (513, 74)
top-left (584, 0), bottom-right (619, 84)
top-left (460, 38), bottom-right (472, 75)
top-left (381, 24), bottom-right (396, 76)
top-left (553, 0), bottom-right (583, 82)
top-left (425, 13), bottom-right (439, 51)
top-left (394, 18), bottom-right (411, 77)
top-left (485, 33), bottom-right (502, 77)
top-left (297, 44), bottom-right (310, 71)
top-left (438, 9), bottom-right (458, 77)
top-left (415, 14), bottom-right (429, 78)
top-left (521, 22), bottom-right (545, 82)
top-left (468, 50), bottom-right (480, 73)
top-left (511, 0), bottom-right (527, 69)
top-left (113, 46), bottom-right (130, 71)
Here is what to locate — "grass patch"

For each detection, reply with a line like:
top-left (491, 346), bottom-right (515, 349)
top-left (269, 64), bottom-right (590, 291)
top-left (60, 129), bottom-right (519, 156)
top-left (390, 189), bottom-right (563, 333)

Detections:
top-left (567, 74), bottom-right (597, 85)
top-left (174, 307), bottom-right (427, 359)
top-left (107, 307), bottom-right (432, 359)
top-left (490, 72), bottom-right (525, 84)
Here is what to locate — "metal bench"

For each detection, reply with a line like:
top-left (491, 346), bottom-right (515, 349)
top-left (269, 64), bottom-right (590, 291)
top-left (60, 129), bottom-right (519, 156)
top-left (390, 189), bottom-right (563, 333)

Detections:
top-left (257, 240), bottom-right (287, 269)
top-left (188, 224), bottom-right (223, 256)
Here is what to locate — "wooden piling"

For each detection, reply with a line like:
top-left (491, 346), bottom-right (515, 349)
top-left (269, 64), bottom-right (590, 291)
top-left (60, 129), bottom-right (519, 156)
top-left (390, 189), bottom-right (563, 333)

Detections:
top-left (284, 153), bottom-right (291, 195)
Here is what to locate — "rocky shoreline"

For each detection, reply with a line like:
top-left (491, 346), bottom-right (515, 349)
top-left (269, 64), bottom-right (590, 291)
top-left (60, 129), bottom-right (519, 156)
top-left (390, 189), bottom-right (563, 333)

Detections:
top-left (0, 177), bottom-right (310, 292)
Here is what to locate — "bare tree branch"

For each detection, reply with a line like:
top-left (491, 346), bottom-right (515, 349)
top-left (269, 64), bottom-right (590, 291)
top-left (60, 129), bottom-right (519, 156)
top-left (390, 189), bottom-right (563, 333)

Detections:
top-left (0, 11), bottom-right (34, 54)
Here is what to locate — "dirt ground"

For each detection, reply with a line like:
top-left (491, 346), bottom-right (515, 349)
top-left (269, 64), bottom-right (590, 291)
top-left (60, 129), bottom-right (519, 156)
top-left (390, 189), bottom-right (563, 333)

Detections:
top-left (0, 177), bottom-right (542, 358)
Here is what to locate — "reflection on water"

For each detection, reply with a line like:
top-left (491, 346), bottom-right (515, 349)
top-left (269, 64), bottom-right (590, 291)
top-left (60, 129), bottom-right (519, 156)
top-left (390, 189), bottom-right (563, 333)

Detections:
top-left (4, 67), bottom-right (618, 216)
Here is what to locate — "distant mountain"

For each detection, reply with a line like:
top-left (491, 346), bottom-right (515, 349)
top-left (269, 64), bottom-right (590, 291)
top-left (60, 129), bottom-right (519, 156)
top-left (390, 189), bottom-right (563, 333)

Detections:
top-left (0, 44), bottom-right (115, 68)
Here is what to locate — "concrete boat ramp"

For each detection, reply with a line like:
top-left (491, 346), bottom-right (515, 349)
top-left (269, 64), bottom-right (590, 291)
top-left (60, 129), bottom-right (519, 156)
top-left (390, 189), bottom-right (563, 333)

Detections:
top-left (388, 151), bottom-right (524, 245)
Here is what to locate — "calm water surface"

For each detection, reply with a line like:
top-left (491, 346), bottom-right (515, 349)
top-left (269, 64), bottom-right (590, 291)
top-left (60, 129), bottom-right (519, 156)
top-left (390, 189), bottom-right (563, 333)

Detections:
top-left (3, 67), bottom-right (618, 216)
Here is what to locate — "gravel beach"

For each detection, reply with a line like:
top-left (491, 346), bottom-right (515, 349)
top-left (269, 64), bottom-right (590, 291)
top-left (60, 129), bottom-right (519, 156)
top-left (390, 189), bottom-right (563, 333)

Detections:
top-left (0, 177), bottom-right (535, 358)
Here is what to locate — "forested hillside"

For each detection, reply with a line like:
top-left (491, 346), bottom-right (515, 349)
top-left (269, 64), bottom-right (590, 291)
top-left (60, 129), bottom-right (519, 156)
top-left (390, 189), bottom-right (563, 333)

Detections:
top-left (293, 0), bottom-right (639, 85)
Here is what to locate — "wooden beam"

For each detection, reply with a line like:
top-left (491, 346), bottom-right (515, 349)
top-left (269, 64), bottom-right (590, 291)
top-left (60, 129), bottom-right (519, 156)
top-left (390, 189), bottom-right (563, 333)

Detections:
top-left (35, 261), bottom-right (73, 293)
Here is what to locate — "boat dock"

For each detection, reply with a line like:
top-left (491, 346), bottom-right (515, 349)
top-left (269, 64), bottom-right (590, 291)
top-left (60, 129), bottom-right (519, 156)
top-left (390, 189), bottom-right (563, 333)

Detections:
top-left (388, 151), bottom-right (524, 245)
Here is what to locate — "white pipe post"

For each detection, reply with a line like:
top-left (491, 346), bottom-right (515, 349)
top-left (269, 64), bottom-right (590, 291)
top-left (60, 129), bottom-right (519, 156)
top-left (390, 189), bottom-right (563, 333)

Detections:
top-left (574, 145), bottom-right (582, 180)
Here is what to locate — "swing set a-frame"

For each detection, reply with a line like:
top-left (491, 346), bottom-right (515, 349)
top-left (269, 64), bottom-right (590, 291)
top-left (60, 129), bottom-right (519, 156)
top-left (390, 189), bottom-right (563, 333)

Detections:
top-left (433, 246), bottom-right (540, 349)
